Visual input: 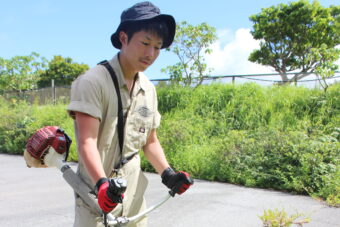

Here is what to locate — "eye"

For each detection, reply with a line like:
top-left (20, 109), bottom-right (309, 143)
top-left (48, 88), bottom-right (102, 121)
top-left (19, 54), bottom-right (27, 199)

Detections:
top-left (141, 42), bottom-right (149, 46)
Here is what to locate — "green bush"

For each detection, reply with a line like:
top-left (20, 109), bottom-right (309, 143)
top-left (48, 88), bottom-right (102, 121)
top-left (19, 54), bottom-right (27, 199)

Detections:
top-left (0, 82), bottom-right (339, 206)
top-left (0, 97), bottom-right (33, 154)
top-left (154, 82), bottom-right (340, 205)
top-left (259, 208), bottom-right (310, 227)
top-left (0, 97), bottom-right (77, 161)
top-left (28, 103), bottom-right (77, 161)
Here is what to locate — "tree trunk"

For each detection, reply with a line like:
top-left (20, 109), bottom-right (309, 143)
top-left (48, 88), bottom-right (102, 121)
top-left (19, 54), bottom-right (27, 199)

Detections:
top-left (279, 73), bottom-right (289, 84)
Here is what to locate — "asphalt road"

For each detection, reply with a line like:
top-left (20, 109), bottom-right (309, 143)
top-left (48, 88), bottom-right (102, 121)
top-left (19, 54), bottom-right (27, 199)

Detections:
top-left (0, 153), bottom-right (339, 227)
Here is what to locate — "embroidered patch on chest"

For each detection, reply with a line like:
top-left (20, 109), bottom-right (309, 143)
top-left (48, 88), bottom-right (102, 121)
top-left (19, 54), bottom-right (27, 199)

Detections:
top-left (136, 106), bottom-right (152, 118)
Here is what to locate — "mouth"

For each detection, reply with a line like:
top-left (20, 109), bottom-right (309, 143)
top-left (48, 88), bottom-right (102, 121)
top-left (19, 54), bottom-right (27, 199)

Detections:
top-left (140, 58), bottom-right (151, 66)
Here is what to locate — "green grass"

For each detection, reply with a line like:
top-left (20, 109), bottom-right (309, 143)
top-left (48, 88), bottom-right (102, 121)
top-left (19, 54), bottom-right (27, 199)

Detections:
top-left (0, 82), bottom-right (339, 206)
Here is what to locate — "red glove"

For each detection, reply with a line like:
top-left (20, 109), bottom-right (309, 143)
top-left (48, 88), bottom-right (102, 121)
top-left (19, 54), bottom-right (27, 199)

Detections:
top-left (161, 167), bottom-right (194, 195)
top-left (95, 178), bottom-right (125, 213)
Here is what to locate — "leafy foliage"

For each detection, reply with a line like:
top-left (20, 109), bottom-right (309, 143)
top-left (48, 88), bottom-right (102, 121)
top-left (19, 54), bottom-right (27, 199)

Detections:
top-left (0, 53), bottom-right (89, 92)
top-left (162, 21), bottom-right (217, 87)
top-left (0, 96), bottom-right (77, 160)
top-left (0, 82), bottom-right (339, 206)
top-left (0, 97), bottom-right (33, 153)
top-left (0, 52), bottom-right (47, 93)
top-left (249, 0), bottom-right (340, 83)
top-left (313, 44), bottom-right (340, 92)
top-left (37, 55), bottom-right (89, 88)
top-left (154, 82), bottom-right (340, 205)
top-left (260, 208), bottom-right (310, 227)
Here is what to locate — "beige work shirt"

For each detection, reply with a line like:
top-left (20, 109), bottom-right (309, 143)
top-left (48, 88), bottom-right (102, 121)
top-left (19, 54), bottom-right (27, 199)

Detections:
top-left (67, 54), bottom-right (161, 188)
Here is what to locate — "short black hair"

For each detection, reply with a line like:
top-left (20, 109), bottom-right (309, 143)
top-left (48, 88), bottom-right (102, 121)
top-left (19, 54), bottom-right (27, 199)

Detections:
top-left (120, 19), bottom-right (169, 44)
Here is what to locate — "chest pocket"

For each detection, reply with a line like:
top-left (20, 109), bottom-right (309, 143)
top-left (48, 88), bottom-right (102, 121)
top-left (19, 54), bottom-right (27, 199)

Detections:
top-left (126, 105), bottom-right (154, 151)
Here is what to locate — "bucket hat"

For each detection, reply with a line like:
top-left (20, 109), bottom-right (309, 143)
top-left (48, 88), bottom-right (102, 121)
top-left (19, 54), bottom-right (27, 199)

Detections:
top-left (111, 1), bottom-right (176, 49)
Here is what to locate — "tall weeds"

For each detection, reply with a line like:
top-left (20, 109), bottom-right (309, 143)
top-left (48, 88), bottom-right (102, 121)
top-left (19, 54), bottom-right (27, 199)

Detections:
top-left (154, 82), bottom-right (340, 206)
top-left (0, 82), bottom-right (339, 205)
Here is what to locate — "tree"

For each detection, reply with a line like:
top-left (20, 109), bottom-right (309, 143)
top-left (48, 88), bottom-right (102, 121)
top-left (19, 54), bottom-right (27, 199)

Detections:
top-left (37, 55), bottom-right (89, 88)
top-left (313, 44), bottom-right (340, 92)
top-left (162, 21), bottom-right (217, 87)
top-left (0, 52), bottom-right (46, 93)
top-left (248, 0), bottom-right (340, 84)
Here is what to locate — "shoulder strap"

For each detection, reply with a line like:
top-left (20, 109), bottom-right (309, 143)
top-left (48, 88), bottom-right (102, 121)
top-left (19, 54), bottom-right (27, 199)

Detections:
top-left (98, 60), bottom-right (124, 155)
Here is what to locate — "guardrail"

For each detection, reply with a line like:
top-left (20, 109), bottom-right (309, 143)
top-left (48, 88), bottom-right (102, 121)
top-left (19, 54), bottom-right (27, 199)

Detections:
top-left (151, 71), bottom-right (340, 85)
top-left (1, 72), bottom-right (339, 105)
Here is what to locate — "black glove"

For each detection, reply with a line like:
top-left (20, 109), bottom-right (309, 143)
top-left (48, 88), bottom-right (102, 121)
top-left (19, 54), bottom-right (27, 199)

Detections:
top-left (161, 167), bottom-right (193, 195)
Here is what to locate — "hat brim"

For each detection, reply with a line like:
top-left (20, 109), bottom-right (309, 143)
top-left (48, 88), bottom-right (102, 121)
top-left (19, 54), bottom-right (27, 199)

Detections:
top-left (111, 14), bottom-right (176, 49)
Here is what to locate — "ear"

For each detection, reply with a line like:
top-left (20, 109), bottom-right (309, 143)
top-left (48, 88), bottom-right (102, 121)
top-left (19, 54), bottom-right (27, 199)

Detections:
top-left (119, 31), bottom-right (128, 47)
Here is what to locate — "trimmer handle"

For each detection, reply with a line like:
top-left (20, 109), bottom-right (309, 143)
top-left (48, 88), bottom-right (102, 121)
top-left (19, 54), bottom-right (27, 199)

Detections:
top-left (168, 176), bottom-right (194, 197)
top-left (107, 177), bottom-right (127, 203)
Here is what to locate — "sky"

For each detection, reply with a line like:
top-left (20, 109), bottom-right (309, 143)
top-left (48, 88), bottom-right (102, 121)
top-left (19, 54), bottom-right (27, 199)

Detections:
top-left (1, 0), bottom-right (339, 81)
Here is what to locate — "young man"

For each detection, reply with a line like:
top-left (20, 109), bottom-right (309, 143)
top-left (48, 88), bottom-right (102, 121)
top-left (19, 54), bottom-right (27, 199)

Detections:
top-left (67, 2), bottom-right (193, 227)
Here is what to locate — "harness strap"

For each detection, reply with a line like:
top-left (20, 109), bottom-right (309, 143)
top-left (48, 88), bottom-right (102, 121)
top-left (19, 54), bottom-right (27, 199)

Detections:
top-left (98, 60), bottom-right (125, 157)
top-left (114, 152), bottom-right (137, 170)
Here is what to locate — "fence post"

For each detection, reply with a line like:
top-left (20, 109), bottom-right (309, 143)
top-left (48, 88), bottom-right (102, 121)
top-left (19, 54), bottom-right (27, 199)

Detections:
top-left (51, 79), bottom-right (56, 105)
top-left (232, 76), bottom-right (235, 84)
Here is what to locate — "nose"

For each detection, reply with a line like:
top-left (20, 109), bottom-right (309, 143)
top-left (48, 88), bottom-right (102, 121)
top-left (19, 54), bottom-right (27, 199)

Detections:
top-left (145, 46), bottom-right (154, 58)
top-left (145, 46), bottom-right (158, 59)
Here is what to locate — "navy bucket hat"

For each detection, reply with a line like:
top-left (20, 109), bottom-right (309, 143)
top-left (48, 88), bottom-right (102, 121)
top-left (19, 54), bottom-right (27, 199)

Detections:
top-left (111, 1), bottom-right (176, 49)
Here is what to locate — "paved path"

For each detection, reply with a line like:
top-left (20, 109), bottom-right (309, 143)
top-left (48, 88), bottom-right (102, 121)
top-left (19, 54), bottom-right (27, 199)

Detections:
top-left (0, 154), bottom-right (339, 227)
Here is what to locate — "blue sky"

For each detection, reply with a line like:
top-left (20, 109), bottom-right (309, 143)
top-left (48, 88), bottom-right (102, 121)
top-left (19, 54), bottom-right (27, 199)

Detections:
top-left (0, 0), bottom-right (338, 80)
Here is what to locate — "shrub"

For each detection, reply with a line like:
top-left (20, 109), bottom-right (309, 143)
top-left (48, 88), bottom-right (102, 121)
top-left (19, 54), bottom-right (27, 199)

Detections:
top-left (0, 97), bottom-right (77, 161)
top-left (1, 82), bottom-right (339, 205)
top-left (154, 83), bottom-right (340, 205)
top-left (28, 103), bottom-right (77, 161)
top-left (0, 97), bottom-right (33, 154)
top-left (259, 208), bottom-right (310, 227)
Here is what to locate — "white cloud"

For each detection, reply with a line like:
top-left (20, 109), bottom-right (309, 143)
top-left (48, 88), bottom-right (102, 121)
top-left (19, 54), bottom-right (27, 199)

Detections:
top-left (205, 28), bottom-right (274, 76)
top-left (203, 29), bottom-right (340, 87)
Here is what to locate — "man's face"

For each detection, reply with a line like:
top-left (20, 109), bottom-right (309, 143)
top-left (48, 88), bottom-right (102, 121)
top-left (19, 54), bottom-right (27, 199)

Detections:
top-left (120, 30), bottom-right (163, 72)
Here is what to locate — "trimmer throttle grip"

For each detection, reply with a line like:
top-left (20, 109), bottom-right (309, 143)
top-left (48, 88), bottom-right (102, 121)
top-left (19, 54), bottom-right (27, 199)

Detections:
top-left (168, 176), bottom-right (193, 197)
top-left (107, 178), bottom-right (127, 203)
